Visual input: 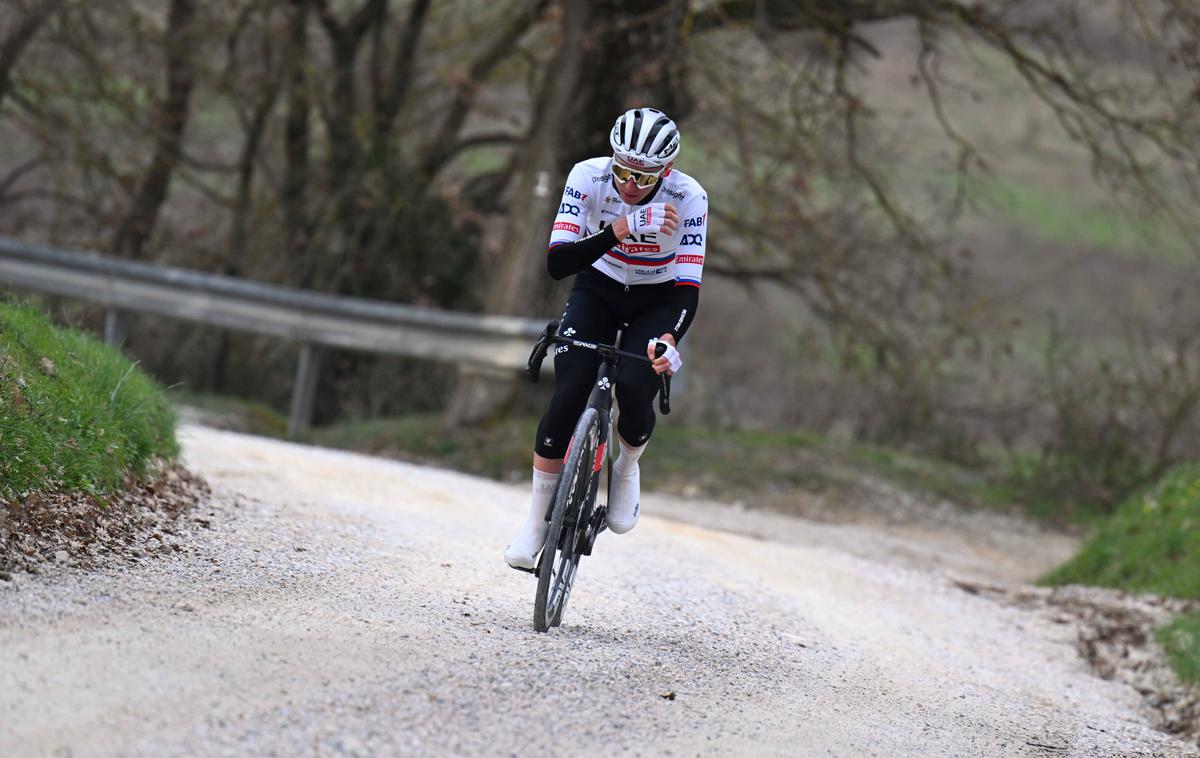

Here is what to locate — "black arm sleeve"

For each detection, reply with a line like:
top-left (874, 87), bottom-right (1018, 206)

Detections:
top-left (546, 226), bottom-right (618, 281)
top-left (667, 285), bottom-right (700, 342)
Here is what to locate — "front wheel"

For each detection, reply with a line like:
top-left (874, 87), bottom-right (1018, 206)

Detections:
top-left (534, 407), bottom-right (601, 632)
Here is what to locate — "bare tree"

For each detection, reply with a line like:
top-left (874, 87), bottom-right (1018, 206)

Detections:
top-left (109, 0), bottom-right (198, 261)
top-left (3, 0), bottom-right (1199, 492)
top-left (445, 0), bottom-right (695, 425)
top-left (445, 0), bottom-right (591, 424)
top-left (282, 0), bottom-right (314, 279)
top-left (0, 0), bottom-right (65, 108)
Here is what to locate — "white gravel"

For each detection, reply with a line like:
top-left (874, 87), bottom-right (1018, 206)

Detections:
top-left (0, 424), bottom-right (1195, 757)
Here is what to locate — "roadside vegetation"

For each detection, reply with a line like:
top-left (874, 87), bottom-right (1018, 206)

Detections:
top-left (0, 301), bottom-right (200, 576)
top-left (1043, 464), bottom-right (1200, 687)
top-left (1160, 614), bottom-right (1200, 687)
top-left (175, 393), bottom-right (1026, 519)
top-left (0, 301), bottom-right (178, 500)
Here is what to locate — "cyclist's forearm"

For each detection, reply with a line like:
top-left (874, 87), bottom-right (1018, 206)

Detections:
top-left (667, 284), bottom-right (699, 342)
top-left (546, 226), bottom-right (619, 280)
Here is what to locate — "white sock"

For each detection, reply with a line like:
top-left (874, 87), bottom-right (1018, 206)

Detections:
top-left (612, 438), bottom-right (646, 478)
top-left (529, 468), bottom-right (560, 521)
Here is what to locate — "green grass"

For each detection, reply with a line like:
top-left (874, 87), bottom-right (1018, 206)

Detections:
top-left (0, 301), bottom-right (178, 499)
top-left (1042, 463), bottom-right (1200, 597)
top-left (1158, 613), bottom-right (1200, 686)
top-left (309, 412), bottom-right (1009, 513)
top-left (171, 390), bottom-right (289, 438)
top-left (308, 414), bottom-right (538, 482)
top-left (643, 422), bottom-right (1015, 510)
top-left (964, 174), bottom-right (1192, 263)
top-left (1042, 463), bottom-right (1200, 689)
top-left (179, 396), bottom-right (1023, 519)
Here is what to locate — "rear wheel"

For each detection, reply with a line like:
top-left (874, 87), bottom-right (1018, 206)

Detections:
top-left (534, 407), bottom-right (600, 632)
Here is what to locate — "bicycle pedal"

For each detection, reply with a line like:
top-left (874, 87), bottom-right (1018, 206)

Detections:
top-left (511, 564), bottom-right (537, 576)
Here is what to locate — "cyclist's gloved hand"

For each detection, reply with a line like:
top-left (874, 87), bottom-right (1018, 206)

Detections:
top-left (626, 203), bottom-right (672, 236)
top-left (648, 338), bottom-right (683, 375)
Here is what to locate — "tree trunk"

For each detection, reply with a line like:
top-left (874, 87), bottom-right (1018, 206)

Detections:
top-left (371, 0), bottom-right (430, 158)
top-left (444, 0), bottom-right (591, 426)
top-left (110, 0), bottom-right (196, 261)
top-left (283, 0), bottom-right (312, 286)
top-left (213, 57), bottom-right (281, 392)
top-left (310, 0), bottom-right (384, 292)
top-left (444, 0), bottom-right (692, 427)
top-left (564, 0), bottom-right (693, 162)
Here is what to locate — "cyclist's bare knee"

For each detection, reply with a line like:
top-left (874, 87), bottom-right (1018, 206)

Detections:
top-left (533, 453), bottom-right (564, 474)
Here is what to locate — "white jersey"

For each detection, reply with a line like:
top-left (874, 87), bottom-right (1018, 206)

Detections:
top-left (548, 157), bottom-right (707, 289)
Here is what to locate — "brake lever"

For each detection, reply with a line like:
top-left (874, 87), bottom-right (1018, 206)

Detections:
top-left (654, 341), bottom-right (671, 415)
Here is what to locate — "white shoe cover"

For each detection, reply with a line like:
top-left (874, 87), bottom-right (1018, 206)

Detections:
top-left (504, 517), bottom-right (549, 569)
top-left (606, 464), bottom-right (640, 534)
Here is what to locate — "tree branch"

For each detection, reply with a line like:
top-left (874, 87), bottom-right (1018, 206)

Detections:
top-left (0, 0), bottom-right (65, 107)
top-left (375, 0), bottom-right (431, 139)
top-left (418, 0), bottom-right (548, 179)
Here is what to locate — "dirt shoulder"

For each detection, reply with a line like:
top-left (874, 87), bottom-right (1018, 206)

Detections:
top-left (649, 479), bottom-right (1081, 587)
top-left (1, 465), bottom-right (209, 578)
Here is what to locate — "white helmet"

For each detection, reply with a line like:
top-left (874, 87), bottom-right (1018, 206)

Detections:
top-left (609, 107), bottom-right (680, 168)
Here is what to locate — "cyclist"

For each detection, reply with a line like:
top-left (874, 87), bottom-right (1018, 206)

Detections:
top-left (505, 107), bottom-right (708, 570)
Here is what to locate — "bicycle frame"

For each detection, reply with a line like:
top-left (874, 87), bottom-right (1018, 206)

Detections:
top-left (526, 320), bottom-right (671, 562)
top-left (526, 320), bottom-right (672, 630)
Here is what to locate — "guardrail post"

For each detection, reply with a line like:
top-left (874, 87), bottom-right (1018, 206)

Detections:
top-left (103, 309), bottom-right (128, 347)
top-left (288, 344), bottom-right (322, 437)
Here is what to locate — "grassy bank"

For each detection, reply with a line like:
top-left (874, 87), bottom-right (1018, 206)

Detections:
top-left (1043, 464), bottom-right (1200, 686)
top-left (0, 301), bottom-right (178, 500)
top-left (1159, 614), bottom-right (1200, 686)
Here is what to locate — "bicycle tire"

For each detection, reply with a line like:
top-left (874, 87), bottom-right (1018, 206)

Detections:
top-left (534, 407), bottom-right (601, 632)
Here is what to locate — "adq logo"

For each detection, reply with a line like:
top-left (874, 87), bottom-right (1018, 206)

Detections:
top-left (558, 203), bottom-right (581, 217)
top-left (680, 233), bottom-right (703, 246)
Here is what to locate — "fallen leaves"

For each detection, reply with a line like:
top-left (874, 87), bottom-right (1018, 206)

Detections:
top-left (0, 464), bottom-right (210, 574)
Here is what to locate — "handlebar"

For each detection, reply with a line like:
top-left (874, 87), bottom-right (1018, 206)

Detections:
top-left (526, 320), bottom-right (672, 415)
top-left (526, 321), bottom-right (558, 384)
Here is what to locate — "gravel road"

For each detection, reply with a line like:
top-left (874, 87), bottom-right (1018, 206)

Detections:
top-left (1, 425), bottom-right (1196, 757)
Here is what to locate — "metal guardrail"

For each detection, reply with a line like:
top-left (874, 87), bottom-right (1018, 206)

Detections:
top-left (0, 237), bottom-right (546, 434)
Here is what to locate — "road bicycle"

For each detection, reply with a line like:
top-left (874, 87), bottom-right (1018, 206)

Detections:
top-left (523, 320), bottom-right (671, 633)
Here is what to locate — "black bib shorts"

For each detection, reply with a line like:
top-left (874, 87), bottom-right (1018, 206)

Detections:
top-left (534, 269), bottom-right (679, 459)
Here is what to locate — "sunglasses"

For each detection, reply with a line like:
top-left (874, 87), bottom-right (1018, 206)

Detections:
top-left (611, 161), bottom-right (664, 189)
